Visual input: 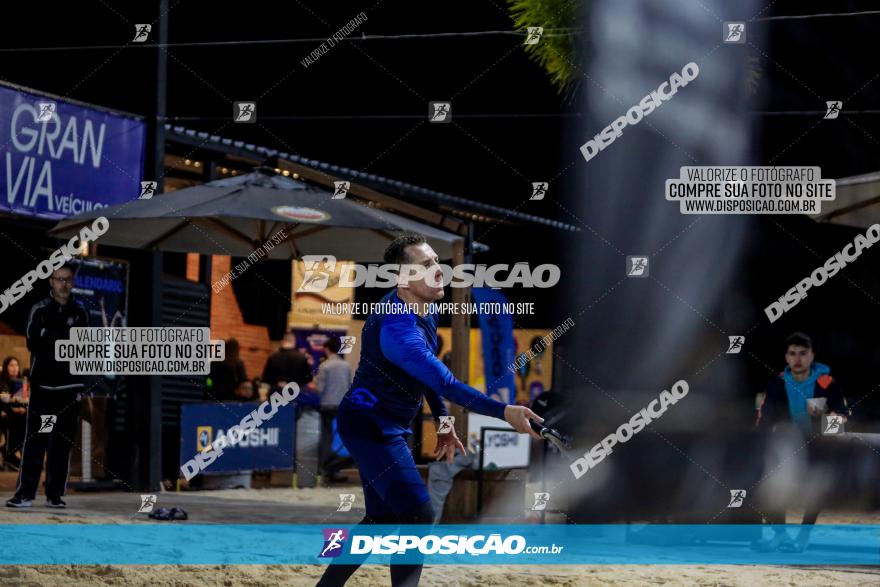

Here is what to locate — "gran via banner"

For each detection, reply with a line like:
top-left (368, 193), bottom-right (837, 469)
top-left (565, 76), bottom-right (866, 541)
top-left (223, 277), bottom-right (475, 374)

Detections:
top-left (0, 83), bottom-right (145, 220)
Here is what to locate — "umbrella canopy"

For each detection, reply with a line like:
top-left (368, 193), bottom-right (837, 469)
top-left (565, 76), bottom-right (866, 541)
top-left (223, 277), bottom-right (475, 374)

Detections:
top-left (816, 170), bottom-right (880, 229)
top-left (49, 168), bottom-right (484, 262)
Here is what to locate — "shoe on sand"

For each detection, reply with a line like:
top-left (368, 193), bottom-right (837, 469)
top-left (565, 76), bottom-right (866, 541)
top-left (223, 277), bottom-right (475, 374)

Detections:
top-left (750, 534), bottom-right (785, 552)
top-left (778, 535), bottom-right (809, 553)
top-left (5, 496), bottom-right (32, 508)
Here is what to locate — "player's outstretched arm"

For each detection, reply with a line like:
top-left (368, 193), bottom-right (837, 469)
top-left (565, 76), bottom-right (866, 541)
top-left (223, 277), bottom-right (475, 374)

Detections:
top-left (503, 405), bottom-right (543, 440)
top-left (380, 313), bottom-right (542, 438)
top-left (423, 384), bottom-right (449, 420)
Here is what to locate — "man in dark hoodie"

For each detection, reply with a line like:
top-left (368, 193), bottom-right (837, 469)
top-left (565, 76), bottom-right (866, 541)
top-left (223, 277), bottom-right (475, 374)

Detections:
top-left (6, 263), bottom-right (89, 509)
top-left (752, 332), bottom-right (850, 553)
top-left (261, 330), bottom-right (313, 391)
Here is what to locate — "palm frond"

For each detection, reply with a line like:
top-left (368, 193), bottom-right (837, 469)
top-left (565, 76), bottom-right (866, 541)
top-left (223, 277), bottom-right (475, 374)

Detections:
top-left (508, 0), bottom-right (584, 100)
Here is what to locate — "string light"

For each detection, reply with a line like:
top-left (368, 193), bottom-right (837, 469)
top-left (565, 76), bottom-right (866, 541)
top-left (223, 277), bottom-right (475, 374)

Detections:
top-left (0, 29), bottom-right (583, 53)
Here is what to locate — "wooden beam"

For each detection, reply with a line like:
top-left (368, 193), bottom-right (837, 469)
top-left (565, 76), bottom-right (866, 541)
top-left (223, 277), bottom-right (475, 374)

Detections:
top-left (820, 191), bottom-right (880, 222)
top-left (224, 153), bottom-right (263, 166)
top-left (449, 237), bottom-right (470, 440)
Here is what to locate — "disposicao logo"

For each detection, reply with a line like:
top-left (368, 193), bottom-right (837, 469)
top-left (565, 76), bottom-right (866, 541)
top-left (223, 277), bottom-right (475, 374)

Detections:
top-left (319, 528), bottom-right (349, 558)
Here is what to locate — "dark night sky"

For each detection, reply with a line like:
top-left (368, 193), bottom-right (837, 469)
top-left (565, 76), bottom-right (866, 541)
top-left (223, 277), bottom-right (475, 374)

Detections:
top-left (1, 1), bottom-right (565, 199)
top-left (1, 0), bottom-right (572, 329)
top-left (4, 1), bottom-right (880, 229)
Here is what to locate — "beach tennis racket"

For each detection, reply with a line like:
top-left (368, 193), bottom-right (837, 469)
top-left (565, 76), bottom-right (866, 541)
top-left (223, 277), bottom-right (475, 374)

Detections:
top-left (530, 420), bottom-right (573, 454)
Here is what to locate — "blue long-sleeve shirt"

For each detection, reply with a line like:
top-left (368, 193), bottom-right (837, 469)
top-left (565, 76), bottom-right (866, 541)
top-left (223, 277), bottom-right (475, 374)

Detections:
top-left (343, 289), bottom-right (508, 432)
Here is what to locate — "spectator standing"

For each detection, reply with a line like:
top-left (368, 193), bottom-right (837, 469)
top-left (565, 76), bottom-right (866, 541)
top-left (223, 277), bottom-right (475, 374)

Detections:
top-left (752, 332), bottom-right (850, 553)
top-left (261, 331), bottom-right (313, 390)
top-left (7, 264), bottom-right (89, 509)
top-left (314, 337), bottom-right (352, 483)
top-left (207, 338), bottom-right (247, 401)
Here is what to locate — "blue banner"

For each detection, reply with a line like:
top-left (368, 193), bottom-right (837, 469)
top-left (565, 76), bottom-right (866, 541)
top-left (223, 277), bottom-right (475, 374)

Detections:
top-left (180, 402), bottom-right (296, 473)
top-left (71, 256), bottom-right (129, 398)
top-left (472, 288), bottom-right (516, 404)
top-left (0, 83), bottom-right (145, 220)
top-left (71, 256), bottom-right (129, 329)
top-left (0, 525), bottom-right (877, 565)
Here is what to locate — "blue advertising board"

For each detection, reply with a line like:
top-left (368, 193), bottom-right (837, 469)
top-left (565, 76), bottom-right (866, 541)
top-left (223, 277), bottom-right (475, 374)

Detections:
top-left (180, 402), bottom-right (296, 473)
top-left (70, 256), bottom-right (129, 329)
top-left (0, 83), bottom-right (146, 220)
top-left (472, 288), bottom-right (517, 404)
top-left (71, 256), bottom-right (130, 398)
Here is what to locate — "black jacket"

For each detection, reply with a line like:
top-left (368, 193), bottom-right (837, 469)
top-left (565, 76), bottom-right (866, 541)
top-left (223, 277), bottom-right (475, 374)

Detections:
top-left (26, 294), bottom-right (89, 389)
top-left (261, 348), bottom-right (313, 388)
top-left (207, 359), bottom-right (248, 401)
top-left (755, 370), bottom-right (849, 433)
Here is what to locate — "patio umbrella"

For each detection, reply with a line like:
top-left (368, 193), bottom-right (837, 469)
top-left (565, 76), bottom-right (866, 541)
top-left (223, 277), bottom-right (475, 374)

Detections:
top-left (815, 170), bottom-right (880, 230)
top-left (48, 167), bottom-right (484, 262)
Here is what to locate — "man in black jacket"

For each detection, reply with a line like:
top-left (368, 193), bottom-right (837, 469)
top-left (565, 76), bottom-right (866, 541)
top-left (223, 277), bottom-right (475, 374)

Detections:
top-left (261, 330), bottom-right (313, 390)
top-left (7, 263), bottom-right (89, 509)
top-left (751, 332), bottom-right (850, 552)
top-left (755, 333), bottom-right (848, 435)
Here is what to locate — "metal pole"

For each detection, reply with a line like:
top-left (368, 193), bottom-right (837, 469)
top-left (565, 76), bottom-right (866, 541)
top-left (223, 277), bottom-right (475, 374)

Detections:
top-left (133, 0), bottom-right (168, 491)
top-left (200, 160), bottom-right (217, 287)
top-left (449, 238), bottom-right (469, 442)
top-left (464, 220), bottom-right (474, 262)
top-left (540, 440), bottom-right (547, 524)
top-left (477, 427), bottom-right (486, 517)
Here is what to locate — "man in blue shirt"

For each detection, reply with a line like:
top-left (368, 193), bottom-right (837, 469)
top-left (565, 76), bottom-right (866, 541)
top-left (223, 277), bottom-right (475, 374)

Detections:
top-left (317, 234), bottom-right (542, 587)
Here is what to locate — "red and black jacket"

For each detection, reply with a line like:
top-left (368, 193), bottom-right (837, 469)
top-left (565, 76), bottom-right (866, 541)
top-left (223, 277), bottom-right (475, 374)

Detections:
top-left (754, 371), bottom-right (849, 433)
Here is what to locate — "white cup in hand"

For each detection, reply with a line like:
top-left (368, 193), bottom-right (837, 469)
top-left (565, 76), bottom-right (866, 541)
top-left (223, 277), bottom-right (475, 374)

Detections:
top-left (806, 397), bottom-right (827, 416)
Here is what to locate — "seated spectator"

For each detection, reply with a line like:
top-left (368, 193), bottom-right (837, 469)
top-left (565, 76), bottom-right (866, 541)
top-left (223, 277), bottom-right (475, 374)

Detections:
top-left (207, 338), bottom-right (247, 401)
top-left (0, 356), bottom-right (26, 465)
top-left (233, 380), bottom-right (257, 402)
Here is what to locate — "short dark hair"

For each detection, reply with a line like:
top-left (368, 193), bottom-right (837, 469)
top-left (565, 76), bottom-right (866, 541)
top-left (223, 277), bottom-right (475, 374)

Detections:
top-left (383, 233), bottom-right (426, 265)
top-left (785, 332), bottom-right (813, 352)
top-left (224, 338), bottom-right (240, 363)
top-left (326, 337), bottom-right (342, 354)
top-left (54, 263), bottom-right (76, 276)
